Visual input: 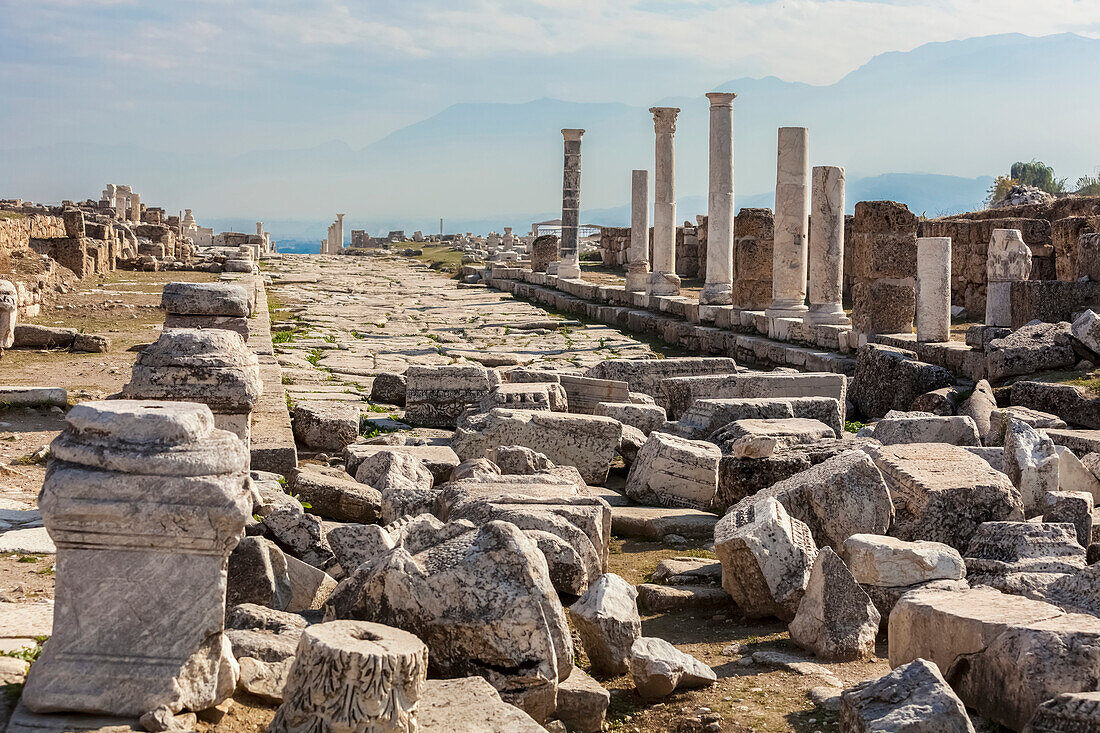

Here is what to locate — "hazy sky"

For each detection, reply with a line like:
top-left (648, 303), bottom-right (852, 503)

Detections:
top-left (3, 0), bottom-right (1099, 155)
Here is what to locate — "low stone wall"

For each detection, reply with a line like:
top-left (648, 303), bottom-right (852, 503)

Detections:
top-left (597, 227), bottom-right (630, 267)
top-left (0, 215), bottom-right (65, 258)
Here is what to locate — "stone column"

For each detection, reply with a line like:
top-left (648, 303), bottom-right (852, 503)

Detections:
top-left (807, 165), bottom-right (850, 325)
top-left (766, 127), bottom-right (810, 319)
top-left (701, 92), bottom-right (737, 305)
top-left (648, 107), bottom-right (681, 296)
top-left (0, 280), bottom-right (16, 349)
top-left (986, 228), bottom-right (1032, 327)
top-left (916, 237), bottom-right (952, 342)
top-left (21, 400), bottom-right (250, 716)
top-left (626, 169), bottom-right (651, 292)
top-left (336, 213), bottom-right (345, 251)
top-left (557, 129), bottom-right (585, 280)
top-left (256, 222), bottom-right (264, 236)
top-left (131, 192), bottom-right (141, 224)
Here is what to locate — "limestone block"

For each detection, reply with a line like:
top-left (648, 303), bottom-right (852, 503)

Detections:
top-left (269, 621), bottom-right (428, 733)
top-left (327, 523), bottom-right (395, 574)
top-left (343, 445), bottom-right (458, 485)
top-left (161, 282), bottom-right (251, 317)
top-left (624, 431), bottom-right (720, 509)
top-left (986, 322), bottom-right (1075, 381)
top-left (324, 520), bottom-right (572, 722)
top-left (293, 467), bottom-right (381, 523)
top-left (867, 443), bottom-right (1023, 551)
top-left (1004, 418), bottom-right (1059, 515)
top-left (840, 659), bottom-right (974, 733)
top-left (1043, 490), bottom-right (1094, 547)
top-left (292, 402), bottom-right (359, 451)
top-left (710, 417), bottom-right (835, 454)
top-left (963, 521), bottom-right (1085, 594)
top-left (584, 357), bottom-right (738, 401)
top-left (487, 445), bottom-right (555, 475)
top-left (871, 414), bottom-right (981, 447)
top-left (568, 573), bottom-right (641, 675)
top-left (553, 667), bottom-right (609, 733)
top-left (370, 372), bottom-right (408, 406)
top-left (559, 374), bottom-right (629, 414)
top-left (850, 344), bottom-right (954, 419)
top-left (1054, 446), bottom-right (1100, 502)
top-left (479, 382), bottom-right (552, 413)
top-left (959, 379), bottom-right (998, 444)
top-left (714, 497), bottom-right (818, 620)
top-left (404, 364), bottom-right (501, 427)
top-left (449, 458), bottom-right (502, 482)
top-left (1026, 690), bottom-right (1100, 733)
top-left (163, 313), bottom-right (250, 340)
top-left (727, 450), bottom-right (893, 550)
top-left (989, 405), bottom-right (1067, 447)
top-left (788, 548), bottom-right (880, 661)
top-left (627, 637), bottom-right (716, 700)
top-left (12, 324), bottom-right (76, 348)
top-left (21, 400), bottom-right (251, 716)
top-left (452, 408), bottom-right (621, 485)
top-left (594, 401), bottom-right (667, 435)
top-left (227, 536), bottom-right (293, 611)
top-left (863, 578), bottom-right (970, 630)
top-left (418, 677), bottom-right (543, 732)
top-left (840, 533), bottom-right (964, 587)
top-left (264, 509), bottom-right (336, 570)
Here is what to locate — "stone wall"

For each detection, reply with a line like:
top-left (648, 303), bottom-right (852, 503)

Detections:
top-left (0, 215), bottom-right (65, 258)
top-left (597, 227), bottom-right (630, 267)
top-left (732, 208), bottom-right (773, 309)
top-left (847, 201), bottom-right (918, 335)
top-left (675, 223), bottom-right (701, 278)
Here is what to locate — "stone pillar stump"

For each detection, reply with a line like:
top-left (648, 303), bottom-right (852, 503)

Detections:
top-left (648, 107), bottom-right (681, 296)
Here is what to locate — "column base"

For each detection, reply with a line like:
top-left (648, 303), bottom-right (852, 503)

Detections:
top-left (699, 282), bottom-right (733, 306)
top-left (765, 306), bottom-right (808, 320)
top-left (625, 263), bottom-right (650, 293)
top-left (546, 261), bottom-right (560, 275)
top-left (647, 272), bottom-right (681, 297)
top-left (806, 303), bottom-right (851, 326)
top-left (557, 261), bottom-right (582, 280)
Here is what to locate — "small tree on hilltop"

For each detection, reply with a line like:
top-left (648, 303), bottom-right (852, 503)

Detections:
top-left (1009, 160), bottom-right (1067, 193)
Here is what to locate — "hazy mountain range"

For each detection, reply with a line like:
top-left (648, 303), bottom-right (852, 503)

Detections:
top-left (2, 32), bottom-right (1097, 249)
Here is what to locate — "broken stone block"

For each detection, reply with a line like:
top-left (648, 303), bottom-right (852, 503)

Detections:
top-left (651, 557), bottom-right (722, 585)
top-left (488, 445), bottom-right (555, 475)
top-left (269, 621), bottom-right (428, 733)
top-left (72, 333), bottom-right (110, 353)
top-left (480, 382), bottom-right (554, 412)
top-left (225, 604), bottom-right (306, 703)
top-left (959, 379), bottom-right (998, 444)
top-left (326, 523), bottom-right (395, 574)
top-left (867, 443), bottom-right (1024, 551)
top-left (325, 520), bottom-right (572, 722)
top-left (553, 667), bottom-right (609, 733)
top-left (369, 371), bottom-right (407, 406)
top-left (618, 424), bottom-right (647, 465)
top-left (709, 417), bottom-right (835, 453)
top-left (636, 584), bottom-right (732, 613)
top-left (840, 658), bottom-right (974, 733)
top-left (850, 344), bottom-right (955, 419)
top-left (558, 374), bottom-right (630, 414)
top-left (228, 536), bottom-right (293, 611)
top-left (343, 444), bottom-right (459, 485)
top-left (450, 457), bottom-right (503, 482)
top-left (863, 578), bottom-right (970, 630)
top-left (1026, 690), bottom-right (1100, 732)
top-left (354, 450), bottom-right (435, 522)
top-left (628, 637), bottom-right (716, 700)
top-left (292, 401), bottom-right (359, 452)
top-left (1004, 418), bottom-right (1060, 516)
top-left (264, 508), bottom-right (335, 570)
top-left (871, 414), bottom-right (981, 446)
top-left (909, 386), bottom-right (962, 416)
top-left (404, 364), bottom-right (501, 427)
top-left (1043, 490), bottom-right (1094, 547)
top-left (1054, 446), bottom-right (1100, 502)
top-left (674, 397), bottom-right (794, 439)
top-left (840, 533), bottom-right (965, 587)
top-left (986, 321), bottom-right (1076, 381)
top-left (964, 521), bottom-right (1085, 595)
top-left (568, 573), bottom-right (640, 676)
top-left (584, 357), bottom-right (738, 402)
top-left (292, 467), bottom-right (381, 524)
top-left (624, 431), bottom-right (720, 509)
top-left (788, 547), bottom-right (880, 661)
top-left (161, 281), bottom-right (251, 317)
top-left (714, 497), bottom-right (818, 620)
top-left (21, 400), bottom-right (251, 716)
top-left (727, 450), bottom-right (893, 550)
top-left (452, 408), bottom-right (622, 485)
top-left (418, 677), bottom-right (543, 732)
top-left (594, 401), bottom-right (667, 435)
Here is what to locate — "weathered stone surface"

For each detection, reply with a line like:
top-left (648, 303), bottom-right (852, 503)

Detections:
top-left (369, 372), bottom-right (407, 406)
top-left (584, 357), bottom-right (738, 401)
top-left (990, 405), bottom-right (1067, 446)
top-left (871, 414), bottom-right (981, 446)
top-left (553, 667), bottom-right (609, 733)
top-left (269, 621), bottom-right (428, 733)
top-left (1004, 418), bottom-right (1060, 516)
top-left (728, 450), bottom-right (893, 550)
top-left (0, 280), bottom-right (16, 349)
top-left (487, 445), bottom-right (555, 475)
top-left (867, 443), bottom-right (1024, 551)
top-left (788, 547), bottom-right (879, 661)
top-left (344, 444), bottom-right (458, 485)
top-left (453, 408), bottom-right (621, 485)
top-left (264, 509), bottom-right (335, 569)
top-left (964, 521), bottom-right (1085, 595)
top-left (627, 637), bottom-right (716, 700)
top-left (326, 523), bottom-right (395, 574)
top-left (228, 536), bottom-right (293, 611)
top-left (863, 578), bottom-right (970, 630)
top-left (714, 497), bottom-right (818, 620)
top-left (568, 573), bottom-right (641, 676)
top-left (624, 431), bottom-right (720, 509)
top-left (22, 400), bottom-right (250, 717)
top-left (986, 322), bottom-right (1076, 381)
top-left (1054, 446), bottom-right (1100, 502)
top-left (0, 386), bottom-right (67, 408)
top-left (850, 344), bottom-right (954, 419)
top-left (480, 382), bottom-right (553, 413)
top-left (594, 401), bottom-right (666, 435)
top-left (293, 467), bottom-right (381, 523)
top-left (840, 658), bottom-right (974, 733)
top-left (709, 417), bottom-right (835, 453)
top-left (663, 371), bottom-right (847, 423)
top-left (161, 282), bottom-right (250, 317)
top-left (324, 520), bottom-right (572, 722)
top-left (618, 424), bottom-right (647, 465)
top-left (609, 505), bottom-right (718, 540)
top-left (1026, 690), bottom-right (1100, 733)
top-left (12, 324), bottom-right (77, 348)
top-left (292, 402), bottom-right (359, 451)
top-left (674, 396), bottom-right (842, 441)
top-left (909, 386), bottom-right (961, 416)
top-left (959, 379), bottom-right (998, 445)
top-left (840, 534), bottom-right (965, 587)
top-left (225, 604), bottom-right (306, 703)
top-left (651, 557), bottom-right (722, 585)
top-left (404, 364), bottom-right (501, 427)
top-left (449, 457), bottom-right (503, 482)
top-left (1043, 490), bottom-right (1094, 547)
top-left (354, 450), bottom-right (435, 523)
top-left (72, 333), bottom-right (110, 353)
top-left (418, 677), bottom-right (543, 732)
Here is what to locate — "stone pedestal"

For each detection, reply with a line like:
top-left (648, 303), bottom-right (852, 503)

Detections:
top-left (766, 127), bottom-right (810, 320)
top-left (0, 280), bottom-right (17, 349)
top-left (558, 129), bottom-right (585, 280)
top-left (917, 237), bottom-right (952, 342)
top-left (626, 170), bottom-right (651, 293)
top-left (648, 107), bottom-right (681, 297)
top-left (701, 92), bottom-right (737, 306)
top-left (807, 165), bottom-right (849, 325)
top-left (21, 400), bottom-right (250, 716)
top-left (986, 229), bottom-right (1032, 327)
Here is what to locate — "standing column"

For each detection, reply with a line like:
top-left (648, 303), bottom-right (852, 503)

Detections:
top-left (701, 92), bottom-right (737, 305)
top-left (335, 213), bottom-right (345, 251)
top-left (557, 129), bottom-right (585, 280)
top-left (807, 165), bottom-right (850, 325)
top-left (916, 237), bottom-right (952, 342)
top-left (986, 228), bottom-right (1031, 327)
top-left (766, 127), bottom-right (810, 319)
top-left (625, 170), bottom-right (651, 292)
top-left (648, 107), bottom-right (681, 296)
top-left (131, 192), bottom-right (141, 224)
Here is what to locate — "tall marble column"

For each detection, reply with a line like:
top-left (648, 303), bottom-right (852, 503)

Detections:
top-left (807, 165), bottom-right (850, 325)
top-left (701, 92), bottom-right (737, 305)
top-left (648, 107), bottom-right (681, 296)
top-left (335, 214), bottom-right (345, 251)
top-left (131, 192), bottom-right (141, 225)
top-left (557, 129), bottom-right (585, 280)
top-left (916, 236), bottom-right (952, 342)
top-left (625, 169), bottom-right (651, 293)
top-left (766, 127), bottom-right (810, 319)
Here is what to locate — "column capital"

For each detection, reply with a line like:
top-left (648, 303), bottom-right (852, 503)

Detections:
top-left (649, 107), bottom-right (680, 134)
top-left (561, 128), bottom-right (585, 141)
top-left (705, 92), bottom-right (738, 107)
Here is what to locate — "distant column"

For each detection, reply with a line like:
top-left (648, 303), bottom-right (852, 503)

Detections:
top-left (335, 214), bottom-right (345, 251)
top-left (807, 165), bottom-right (850, 325)
top-left (557, 129), bottom-right (585, 279)
top-left (130, 192), bottom-right (141, 224)
top-left (766, 127), bottom-right (810, 320)
top-left (648, 107), bottom-right (681, 296)
top-left (626, 170), bottom-right (651, 293)
top-left (701, 92), bottom-right (737, 305)
top-left (986, 228), bottom-right (1032, 327)
top-left (916, 236), bottom-right (952, 342)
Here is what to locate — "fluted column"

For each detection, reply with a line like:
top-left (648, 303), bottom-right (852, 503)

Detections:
top-left (701, 92), bottom-right (737, 305)
top-left (766, 127), bottom-right (810, 319)
top-left (625, 170), bottom-right (650, 292)
top-left (807, 165), bottom-right (850, 325)
top-left (557, 129), bottom-right (585, 280)
top-left (648, 107), bottom-right (681, 296)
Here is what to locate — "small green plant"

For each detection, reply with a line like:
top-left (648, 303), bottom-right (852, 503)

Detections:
top-left (16, 556), bottom-right (36, 564)
top-left (281, 375), bottom-right (295, 385)
top-left (272, 329), bottom-right (298, 344)
top-left (844, 420), bottom-right (866, 434)
top-left (323, 334), bottom-right (336, 343)
top-left (306, 348), bottom-right (324, 366)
